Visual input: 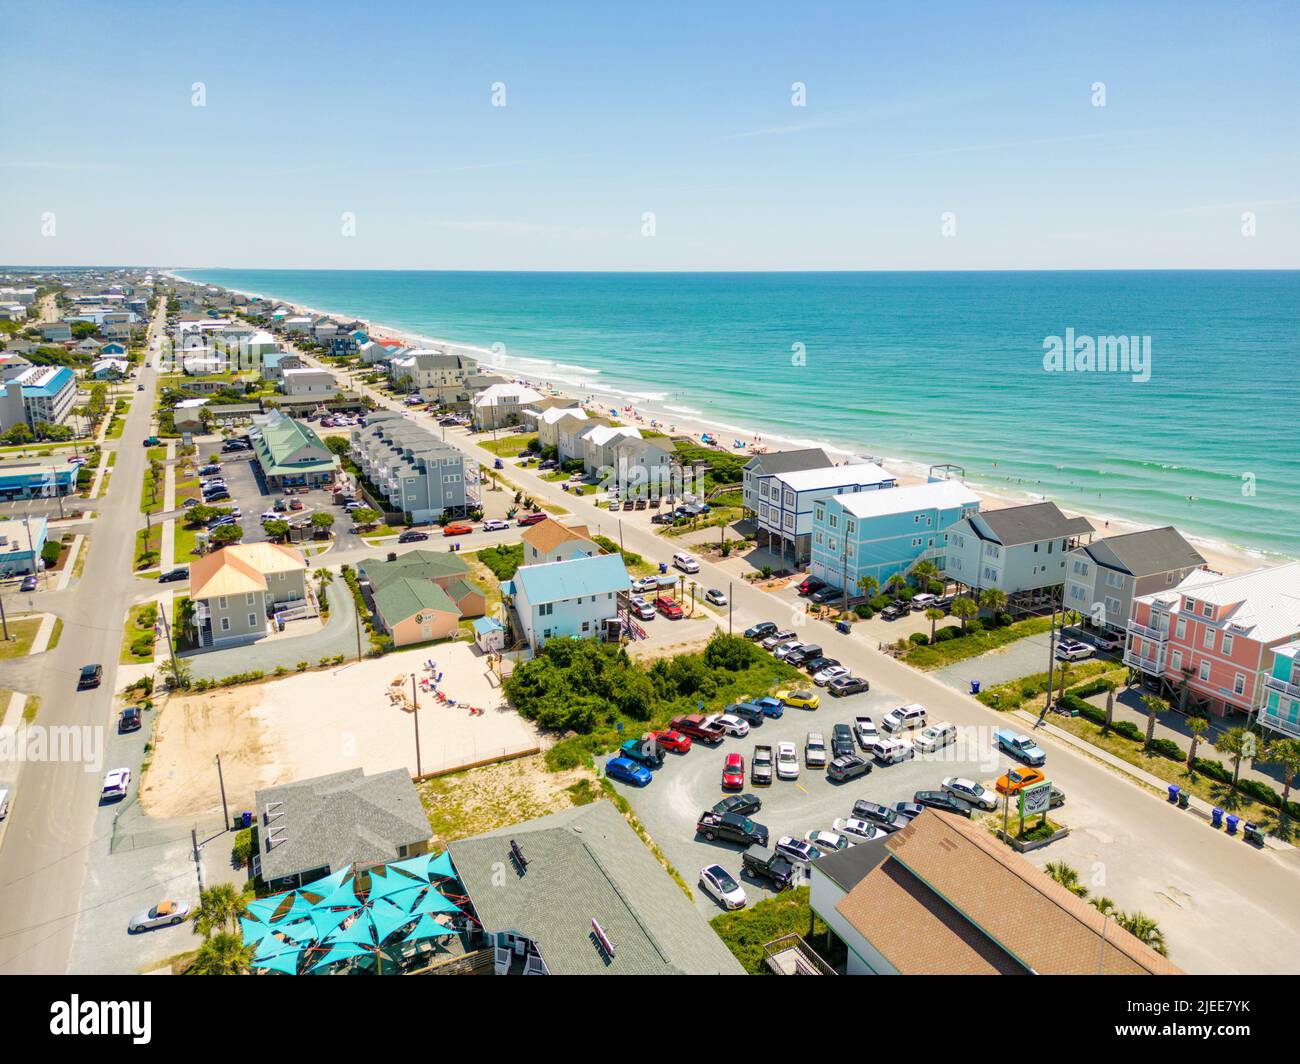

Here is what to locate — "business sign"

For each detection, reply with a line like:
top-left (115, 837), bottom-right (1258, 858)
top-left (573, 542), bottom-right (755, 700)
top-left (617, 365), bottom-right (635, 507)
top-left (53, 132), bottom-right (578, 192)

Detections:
top-left (1019, 779), bottom-right (1053, 817)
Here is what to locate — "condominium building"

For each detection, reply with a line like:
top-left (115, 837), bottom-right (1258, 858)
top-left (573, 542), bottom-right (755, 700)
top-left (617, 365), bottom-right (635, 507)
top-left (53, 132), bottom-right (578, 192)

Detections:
top-left (350, 412), bottom-right (472, 523)
top-left (753, 461), bottom-right (896, 567)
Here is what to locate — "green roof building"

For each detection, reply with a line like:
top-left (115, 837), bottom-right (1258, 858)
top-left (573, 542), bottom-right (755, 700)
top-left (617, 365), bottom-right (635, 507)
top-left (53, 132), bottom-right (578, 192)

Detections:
top-left (251, 411), bottom-right (340, 490)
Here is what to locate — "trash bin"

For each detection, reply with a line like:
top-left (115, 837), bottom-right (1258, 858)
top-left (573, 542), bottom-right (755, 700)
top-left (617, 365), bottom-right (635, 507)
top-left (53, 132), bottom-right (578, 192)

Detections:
top-left (1177, 791), bottom-right (1190, 809)
top-left (659, 562), bottom-right (668, 574)
top-left (969, 680), bottom-right (981, 695)
top-left (1244, 822), bottom-right (1264, 845)
top-left (1167, 784), bottom-right (1180, 803)
top-left (241, 811), bottom-right (253, 828)
top-left (1211, 807), bottom-right (1224, 828)
top-left (836, 620), bottom-right (850, 634)
top-left (1226, 814), bottom-right (1240, 835)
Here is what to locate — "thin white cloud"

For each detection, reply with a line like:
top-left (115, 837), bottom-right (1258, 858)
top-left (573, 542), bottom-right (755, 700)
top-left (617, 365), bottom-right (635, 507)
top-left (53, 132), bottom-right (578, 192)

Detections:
top-left (898, 128), bottom-right (1157, 159)
top-left (1169, 196), bottom-right (1300, 215)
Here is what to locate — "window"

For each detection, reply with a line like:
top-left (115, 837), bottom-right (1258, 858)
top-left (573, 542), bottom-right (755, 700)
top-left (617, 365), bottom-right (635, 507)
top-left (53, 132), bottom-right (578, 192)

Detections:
top-left (219, 596), bottom-right (228, 609)
top-left (1199, 660), bottom-right (1211, 681)
top-left (1105, 596), bottom-right (1121, 618)
top-left (1233, 673), bottom-right (1246, 696)
top-left (539, 603), bottom-right (553, 616)
top-left (815, 505), bottom-right (824, 522)
top-left (1175, 618), bottom-right (1187, 640)
top-left (846, 520), bottom-right (855, 535)
top-left (1222, 633), bottom-right (1234, 656)
top-left (246, 592), bottom-right (255, 605)
top-left (1202, 603), bottom-right (1213, 618)
top-left (1105, 570), bottom-right (1125, 589)
top-left (220, 617), bottom-right (231, 632)
top-left (828, 514), bottom-right (837, 530)
top-left (814, 532), bottom-right (823, 546)
top-left (1203, 629), bottom-right (1215, 649)
top-left (248, 613), bottom-right (257, 627)
top-left (1170, 650), bottom-right (1182, 672)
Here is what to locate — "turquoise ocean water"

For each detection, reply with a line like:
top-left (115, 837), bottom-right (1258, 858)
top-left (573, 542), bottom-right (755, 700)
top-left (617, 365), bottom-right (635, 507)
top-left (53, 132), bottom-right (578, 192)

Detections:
top-left (176, 269), bottom-right (1300, 560)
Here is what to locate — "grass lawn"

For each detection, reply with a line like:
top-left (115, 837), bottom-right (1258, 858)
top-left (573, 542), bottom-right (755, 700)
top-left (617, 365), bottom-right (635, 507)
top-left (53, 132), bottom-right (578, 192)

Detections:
top-left (96, 451), bottom-right (116, 497)
top-left (710, 886), bottom-right (846, 975)
top-left (48, 617), bottom-right (63, 650)
top-left (976, 660), bottom-right (1121, 712)
top-left (479, 433), bottom-right (537, 457)
top-left (22, 695), bottom-right (39, 724)
top-left (0, 617), bottom-right (44, 660)
top-left (473, 542), bottom-right (523, 581)
top-left (903, 615), bottom-right (1060, 670)
top-left (119, 601), bottom-right (159, 663)
top-left (134, 526), bottom-right (162, 572)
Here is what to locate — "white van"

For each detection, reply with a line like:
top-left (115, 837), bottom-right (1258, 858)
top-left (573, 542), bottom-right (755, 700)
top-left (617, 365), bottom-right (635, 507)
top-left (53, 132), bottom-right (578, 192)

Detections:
top-left (882, 703), bottom-right (927, 733)
top-left (672, 552), bottom-right (700, 574)
top-left (870, 737), bottom-right (915, 764)
top-left (910, 592), bottom-right (937, 611)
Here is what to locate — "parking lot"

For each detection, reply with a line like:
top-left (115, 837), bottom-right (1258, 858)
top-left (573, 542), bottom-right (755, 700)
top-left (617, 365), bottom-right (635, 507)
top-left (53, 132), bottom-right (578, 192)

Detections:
top-left (607, 678), bottom-right (1018, 917)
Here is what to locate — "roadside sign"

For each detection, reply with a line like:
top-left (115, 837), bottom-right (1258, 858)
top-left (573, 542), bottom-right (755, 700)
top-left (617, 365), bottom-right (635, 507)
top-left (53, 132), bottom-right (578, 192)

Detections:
top-left (1020, 779), bottom-right (1053, 817)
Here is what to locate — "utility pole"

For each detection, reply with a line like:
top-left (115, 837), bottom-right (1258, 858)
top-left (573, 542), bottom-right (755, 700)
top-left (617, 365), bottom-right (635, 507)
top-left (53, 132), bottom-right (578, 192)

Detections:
top-left (728, 581), bottom-right (733, 635)
top-left (0, 591), bottom-right (9, 641)
top-left (215, 753), bottom-right (230, 831)
top-left (1045, 588), bottom-right (1059, 710)
top-left (159, 594), bottom-right (182, 684)
top-left (411, 673), bottom-right (422, 777)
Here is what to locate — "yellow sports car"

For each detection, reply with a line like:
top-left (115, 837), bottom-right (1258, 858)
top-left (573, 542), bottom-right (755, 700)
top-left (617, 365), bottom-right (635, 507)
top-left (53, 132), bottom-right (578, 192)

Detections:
top-left (778, 689), bottom-right (820, 710)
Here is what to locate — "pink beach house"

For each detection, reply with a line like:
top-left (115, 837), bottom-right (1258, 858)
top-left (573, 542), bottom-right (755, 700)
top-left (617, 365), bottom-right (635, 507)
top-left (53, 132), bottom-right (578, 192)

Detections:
top-left (1125, 561), bottom-right (1300, 724)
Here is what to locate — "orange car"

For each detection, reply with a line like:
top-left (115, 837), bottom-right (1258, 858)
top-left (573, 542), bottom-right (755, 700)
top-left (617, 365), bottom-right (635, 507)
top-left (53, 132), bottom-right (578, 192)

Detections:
top-left (995, 766), bottom-right (1046, 795)
top-left (442, 522), bottom-right (474, 537)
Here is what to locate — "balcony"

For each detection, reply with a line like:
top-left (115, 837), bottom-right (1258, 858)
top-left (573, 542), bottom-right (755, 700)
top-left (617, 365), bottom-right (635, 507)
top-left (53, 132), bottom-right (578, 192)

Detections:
top-left (1264, 674), bottom-right (1300, 701)
top-left (762, 933), bottom-right (837, 976)
top-left (1258, 709), bottom-right (1300, 740)
top-left (1124, 648), bottom-right (1165, 674)
top-left (1126, 619), bottom-right (1169, 643)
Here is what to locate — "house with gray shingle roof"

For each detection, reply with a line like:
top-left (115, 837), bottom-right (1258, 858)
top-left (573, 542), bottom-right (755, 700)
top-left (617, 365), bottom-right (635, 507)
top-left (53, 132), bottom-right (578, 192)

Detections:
top-left (254, 768), bottom-right (432, 892)
top-left (448, 801), bottom-right (744, 975)
top-left (1065, 526), bottom-right (1206, 632)
top-left (944, 501), bottom-right (1095, 601)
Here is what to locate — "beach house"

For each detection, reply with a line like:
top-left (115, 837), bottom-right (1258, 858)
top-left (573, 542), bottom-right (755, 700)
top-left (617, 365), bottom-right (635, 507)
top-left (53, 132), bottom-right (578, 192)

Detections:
top-left (501, 552), bottom-right (631, 651)
top-left (612, 436), bottom-right (675, 499)
top-left (579, 423), bottom-right (642, 477)
top-left (472, 382), bottom-right (544, 430)
top-left (520, 518), bottom-right (597, 565)
top-left (808, 478), bottom-right (980, 594)
top-left (350, 412), bottom-right (471, 523)
top-left (1125, 561), bottom-right (1300, 725)
top-left (753, 461), bottom-right (897, 568)
top-left (357, 549), bottom-right (486, 622)
top-left (556, 411), bottom-right (606, 463)
top-left (1262, 642), bottom-right (1300, 739)
top-left (187, 542), bottom-right (309, 648)
top-left (0, 366), bottom-right (78, 433)
top-left (389, 350), bottom-right (477, 404)
top-left (280, 367), bottom-right (338, 398)
top-left (1064, 526), bottom-right (1206, 633)
top-left (943, 502), bottom-right (1094, 606)
top-left (533, 405), bottom-right (586, 452)
top-left (249, 411), bottom-right (339, 491)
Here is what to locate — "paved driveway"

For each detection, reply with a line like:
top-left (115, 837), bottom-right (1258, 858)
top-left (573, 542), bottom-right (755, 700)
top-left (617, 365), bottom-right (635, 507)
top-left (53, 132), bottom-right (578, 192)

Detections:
top-left (932, 631), bottom-right (1056, 693)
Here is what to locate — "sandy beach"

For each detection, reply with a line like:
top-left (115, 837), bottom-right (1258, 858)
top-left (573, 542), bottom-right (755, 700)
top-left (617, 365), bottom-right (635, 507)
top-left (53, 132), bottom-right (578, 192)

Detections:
top-left (172, 273), bottom-right (1265, 576)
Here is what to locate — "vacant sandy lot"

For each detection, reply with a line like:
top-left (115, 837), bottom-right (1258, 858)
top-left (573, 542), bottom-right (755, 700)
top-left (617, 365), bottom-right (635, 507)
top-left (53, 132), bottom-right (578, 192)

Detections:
top-left (142, 642), bottom-right (541, 819)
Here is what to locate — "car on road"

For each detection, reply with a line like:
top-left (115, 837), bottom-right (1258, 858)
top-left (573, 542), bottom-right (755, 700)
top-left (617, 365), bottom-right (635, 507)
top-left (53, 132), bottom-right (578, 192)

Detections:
top-left (704, 588), bottom-right (727, 607)
top-left (776, 742), bottom-right (800, 780)
top-left (882, 703), bottom-right (927, 732)
top-left (827, 674), bottom-right (869, 697)
top-left (833, 817), bottom-right (887, 844)
top-left (77, 664), bottom-right (103, 690)
top-left (651, 729), bottom-right (691, 753)
top-left (913, 789), bottom-right (974, 818)
top-left (721, 752), bottom-right (746, 790)
top-left (830, 723), bottom-right (855, 758)
top-left (672, 552), bottom-right (700, 573)
top-left (995, 729), bottom-right (1047, 766)
top-left (713, 793), bottom-right (762, 818)
top-left (805, 830), bottom-right (851, 855)
top-left (118, 706), bottom-right (142, 733)
top-left (797, 576), bottom-right (827, 596)
top-left (100, 768), bottom-right (131, 800)
top-left (713, 713), bottom-right (750, 738)
top-left (744, 621), bottom-right (777, 640)
top-left (604, 756), bottom-right (652, 787)
top-left (812, 663), bottom-right (849, 686)
top-left (655, 595), bottom-right (684, 619)
top-left (19, 575), bottom-right (38, 592)
top-left (696, 810), bottom-right (769, 847)
top-left (851, 800), bottom-right (908, 832)
top-left (995, 766), bottom-right (1046, 796)
top-left (914, 721), bottom-right (957, 753)
top-left (481, 518), bottom-right (509, 532)
top-left (699, 864), bottom-right (746, 910)
top-left (826, 754), bottom-right (872, 782)
top-left (942, 777), bottom-right (999, 810)
top-left (741, 845), bottom-right (796, 890)
top-left (805, 731), bottom-right (827, 767)
top-left (774, 835), bottom-right (821, 870)
top-left (517, 512), bottom-right (548, 526)
top-left (1055, 637), bottom-right (1094, 661)
top-left (128, 899), bottom-right (192, 933)
top-left (442, 522), bottom-right (474, 536)
top-left (397, 530), bottom-right (429, 543)
top-left (199, 464), bottom-right (221, 475)
top-left (760, 628), bottom-right (797, 650)
top-left (181, 497), bottom-right (199, 507)
top-left (158, 567), bottom-right (188, 583)
top-left (777, 688), bottom-right (819, 710)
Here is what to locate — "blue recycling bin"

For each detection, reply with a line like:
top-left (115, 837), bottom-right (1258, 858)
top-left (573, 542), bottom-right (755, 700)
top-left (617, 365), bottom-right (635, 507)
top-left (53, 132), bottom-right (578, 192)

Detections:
top-left (659, 562), bottom-right (668, 574)
top-left (969, 680), bottom-right (981, 695)
top-left (241, 811), bottom-right (253, 828)
top-left (1226, 814), bottom-right (1240, 835)
top-left (836, 620), bottom-right (851, 634)
top-left (1211, 807), bottom-right (1224, 828)
top-left (1168, 784), bottom-right (1180, 803)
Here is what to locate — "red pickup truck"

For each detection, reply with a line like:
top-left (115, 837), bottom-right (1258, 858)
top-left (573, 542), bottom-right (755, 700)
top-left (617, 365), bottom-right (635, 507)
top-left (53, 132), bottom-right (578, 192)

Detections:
top-left (670, 714), bottom-right (725, 745)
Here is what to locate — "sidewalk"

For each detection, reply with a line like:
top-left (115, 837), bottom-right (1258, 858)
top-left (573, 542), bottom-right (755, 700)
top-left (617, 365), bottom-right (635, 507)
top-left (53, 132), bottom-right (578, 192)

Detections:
top-left (54, 534), bottom-right (84, 590)
top-left (159, 440), bottom-right (177, 572)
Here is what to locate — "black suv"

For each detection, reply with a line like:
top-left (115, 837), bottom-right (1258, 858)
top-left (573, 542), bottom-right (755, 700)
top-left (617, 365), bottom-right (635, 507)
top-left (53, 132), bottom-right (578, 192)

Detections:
top-left (78, 664), bottom-right (103, 690)
top-left (744, 621), bottom-right (777, 640)
top-left (830, 723), bottom-right (855, 758)
top-left (741, 845), bottom-right (796, 890)
top-left (725, 701), bottom-right (765, 726)
top-left (852, 799), bottom-right (908, 832)
top-left (785, 644), bottom-right (823, 667)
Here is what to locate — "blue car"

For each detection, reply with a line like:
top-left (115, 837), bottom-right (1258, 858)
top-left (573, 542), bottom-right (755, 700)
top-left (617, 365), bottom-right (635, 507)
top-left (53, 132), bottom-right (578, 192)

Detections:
top-left (994, 728), bottom-right (1047, 766)
top-left (754, 696), bottom-right (785, 719)
top-left (605, 756), bottom-right (652, 787)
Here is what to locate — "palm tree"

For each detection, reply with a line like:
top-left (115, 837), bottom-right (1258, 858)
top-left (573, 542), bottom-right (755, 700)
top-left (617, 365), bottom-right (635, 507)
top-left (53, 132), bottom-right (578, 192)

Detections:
top-left (1186, 716), bottom-right (1209, 771)
top-left (951, 596), bottom-right (978, 632)
top-left (1101, 679), bottom-right (1118, 735)
top-left (1262, 737), bottom-right (1300, 811)
top-left (924, 607), bottom-right (944, 642)
top-left (194, 883), bottom-right (251, 938)
top-left (1140, 693), bottom-right (1169, 749)
top-left (1214, 727), bottom-right (1253, 791)
top-left (856, 575), bottom-right (878, 601)
top-left (979, 587), bottom-right (1007, 620)
top-left (188, 932), bottom-right (254, 975)
top-left (1044, 860), bottom-right (1089, 899)
top-left (885, 573), bottom-right (907, 598)
top-left (1116, 910), bottom-right (1168, 957)
top-left (1090, 896), bottom-right (1118, 916)
top-left (912, 560), bottom-right (938, 589)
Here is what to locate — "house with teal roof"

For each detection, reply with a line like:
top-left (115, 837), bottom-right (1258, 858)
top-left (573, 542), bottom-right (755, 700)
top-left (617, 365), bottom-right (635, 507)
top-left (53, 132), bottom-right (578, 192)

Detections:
top-left (502, 552), bottom-right (630, 651)
top-left (250, 411), bottom-right (339, 490)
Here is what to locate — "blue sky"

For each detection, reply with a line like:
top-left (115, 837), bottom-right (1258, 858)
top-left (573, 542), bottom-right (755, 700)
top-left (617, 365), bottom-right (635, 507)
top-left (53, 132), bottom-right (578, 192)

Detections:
top-left (2, 0), bottom-right (1297, 269)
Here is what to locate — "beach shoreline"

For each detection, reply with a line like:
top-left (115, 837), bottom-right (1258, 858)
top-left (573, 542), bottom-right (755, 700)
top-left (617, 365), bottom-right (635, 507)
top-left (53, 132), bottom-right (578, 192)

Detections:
top-left (168, 271), bottom-right (1274, 576)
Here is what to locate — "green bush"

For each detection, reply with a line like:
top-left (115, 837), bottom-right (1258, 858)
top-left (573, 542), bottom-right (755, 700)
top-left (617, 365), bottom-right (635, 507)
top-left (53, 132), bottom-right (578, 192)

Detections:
top-left (853, 604), bottom-right (873, 619)
top-left (1146, 737), bottom-right (1184, 761)
top-left (232, 828), bottom-right (255, 867)
top-left (41, 540), bottom-right (62, 566)
top-left (908, 632), bottom-right (929, 646)
top-left (934, 627), bottom-right (958, 642)
top-left (130, 634), bottom-right (154, 656)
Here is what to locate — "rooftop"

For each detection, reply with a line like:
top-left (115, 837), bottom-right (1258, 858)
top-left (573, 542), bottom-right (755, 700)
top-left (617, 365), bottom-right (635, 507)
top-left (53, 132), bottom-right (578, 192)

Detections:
top-left (519, 518), bottom-right (594, 556)
top-left (371, 575), bottom-right (460, 623)
top-left (972, 501), bottom-right (1094, 546)
top-left (774, 461), bottom-right (895, 493)
top-left (830, 478), bottom-right (979, 520)
top-left (189, 542), bottom-right (306, 600)
top-left (1140, 561), bottom-right (1300, 642)
top-left (743, 447), bottom-right (833, 475)
top-left (359, 549), bottom-right (471, 587)
top-left (1080, 525), bottom-right (1205, 576)
top-left (509, 552), bottom-right (630, 605)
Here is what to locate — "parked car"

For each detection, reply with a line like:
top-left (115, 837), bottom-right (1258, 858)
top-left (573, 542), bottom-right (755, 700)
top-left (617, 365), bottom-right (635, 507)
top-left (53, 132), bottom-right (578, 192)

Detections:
top-left (672, 552), bottom-right (700, 574)
top-left (631, 576), bottom-right (660, 595)
top-left (777, 689), bottom-right (819, 710)
top-left (880, 601), bottom-right (909, 620)
top-left (773, 640), bottom-right (805, 660)
top-left (869, 737), bottom-right (915, 764)
top-left (1094, 631), bottom-right (1124, 653)
top-left (1055, 637), bottom-right (1094, 661)
top-left (118, 706), bottom-right (142, 732)
top-left (827, 674), bottom-right (869, 697)
top-left (826, 754), bottom-right (872, 782)
top-left (19, 575), bottom-right (38, 592)
top-left (853, 715), bottom-right (878, 748)
top-left (805, 830), bottom-right (851, 855)
top-left (802, 655), bottom-right (838, 674)
top-left (713, 793), bottom-right (762, 817)
top-left (654, 596), bottom-right (684, 619)
top-left (442, 522), bottom-right (474, 536)
top-left (741, 845), bottom-right (796, 890)
top-left (882, 703), bottom-right (927, 732)
top-left (893, 801), bottom-right (925, 823)
top-left (804, 731), bottom-right (827, 767)
top-left (618, 738), bottom-right (664, 770)
top-left (751, 744), bottom-right (774, 785)
top-left (785, 644), bottom-right (823, 667)
top-left (721, 752), bottom-right (746, 790)
top-left (809, 585), bottom-right (842, 605)
top-left (776, 742), bottom-right (800, 780)
top-left (995, 766), bottom-right (1047, 796)
top-left (100, 768), bottom-right (131, 800)
top-left (604, 756), bottom-right (652, 787)
top-left (744, 621), bottom-right (777, 640)
top-left (481, 518), bottom-right (509, 532)
top-left (796, 576), bottom-right (826, 596)
top-left (704, 588), bottom-right (727, 607)
top-left (910, 592), bottom-right (938, 611)
top-left (752, 696), bottom-right (785, 719)
top-left (913, 789), bottom-right (974, 818)
top-left (516, 512), bottom-right (547, 526)
top-left (725, 701), bottom-right (765, 726)
top-left (397, 530), bottom-right (429, 543)
top-left (77, 664), bottom-right (103, 690)
top-left (699, 864), bottom-right (746, 910)
top-left (851, 800), bottom-right (908, 832)
top-left (995, 729), bottom-right (1047, 766)
top-left (128, 899), bottom-right (192, 933)
top-left (833, 817), bottom-right (887, 844)
top-left (713, 714), bottom-right (750, 738)
top-left (0, 787), bottom-right (9, 820)
top-left (651, 729), bottom-right (691, 753)
top-left (696, 810), bottom-right (769, 847)
top-left (914, 721), bottom-right (957, 753)
top-left (774, 835), bottom-right (821, 869)
top-left (628, 595), bottom-right (656, 621)
top-left (942, 776), bottom-right (999, 810)
top-left (830, 723), bottom-right (855, 758)
top-left (761, 629), bottom-right (796, 650)
top-left (813, 664), bottom-right (850, 686)
top-left (670, 714), bottom-right (726, 744)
